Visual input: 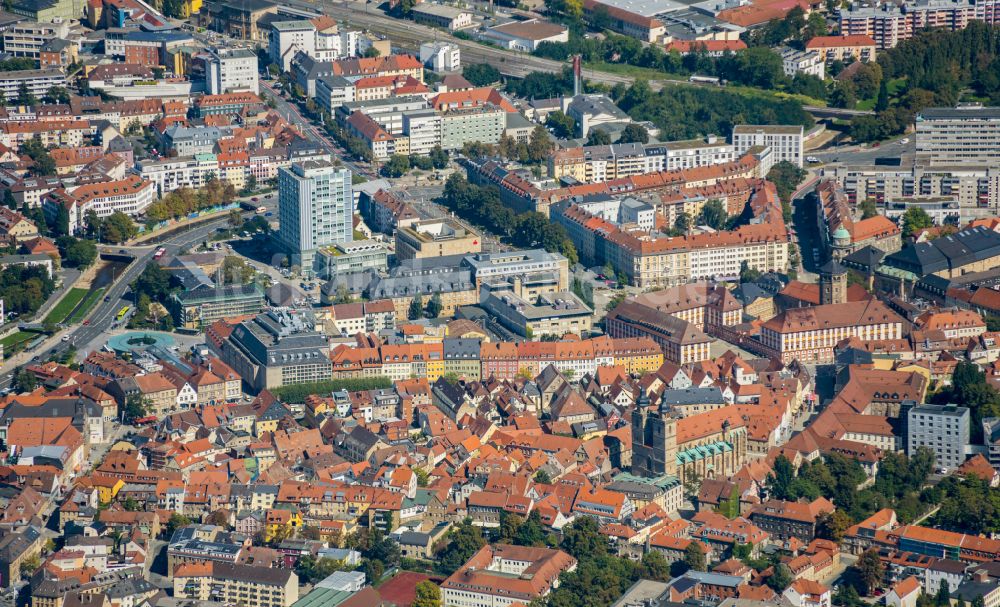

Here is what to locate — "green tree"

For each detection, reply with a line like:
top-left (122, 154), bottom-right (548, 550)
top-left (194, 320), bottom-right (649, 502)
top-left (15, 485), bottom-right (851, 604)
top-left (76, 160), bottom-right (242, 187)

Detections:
top-left (854, 549), bottom-right (885, 595)
top-left (816, 510), bottom-right (854, 542)
top-left (698, 199), bottom-right (727, 230)
top-left (639, 550), bottom-right (671, 581)
top-left (382, 154), bottom-right (410, 178)
top-left (586, 129), bottom-right (612, 146)
top-left (902, 207), bottom-right (934, 237)
top-left (767, 563), bottom-right (793, 592)
top-left (429, 145), bottom-right (449, 170)
top-left (768, 455), bottom-right (796, 500)
top-left (437, 519), bottom-right (486, 574)
top-left (513, 510), bottom-right (547, 547)
top-left (767, 161), bottom-right (808, 204)
top-left (227, 209), bottom-right (243, 230)
top-left (527, 126), bottom-right (554, 164)
top-left (13, 368), bottom-right (36, 392)
top-left (133, 262), bottom-right (173, 303)
top-left (545, 111), bottom-right (576, 138)
top-left (859, 198), bottom-right (879, 220)
top-left (65, 239), bottom-right (98, 268)
top-left (463, 63), bottom-right (502, 86)
top-left (43, 86), bottom-right (70, 105)
top-left (413, 581), bottom-right (441, 607)
top-left (15, 82), bottom-right (36, 106)
top-left (164, 513), bottom-right (192, 538)
top-left (123, 393), bottom-right (149, 424)
top-left (2, 189), bottom-right (15, 209)
top-left (619, 123), bottom-right (649, 144)
top-left (876, 78), bottom-right (890, 112)
top-left (534, 469), bottom-right (552, 484)
top-left (101, 212), bottom-right (138, 244)
top-left (123, 496), bottom-right (141, 511)
top-left (739, 260), bottom-right (761, 284)
top-left (674, 212), bottom-right (691, 234)
top-left (426, 292), bottom-right (443, 318)
top-left (684, 541), bottom-right (707, 572)
top-left (935, 581), bottom-right (951, 607)
top-left (408, 294), bottom-right (424, 320)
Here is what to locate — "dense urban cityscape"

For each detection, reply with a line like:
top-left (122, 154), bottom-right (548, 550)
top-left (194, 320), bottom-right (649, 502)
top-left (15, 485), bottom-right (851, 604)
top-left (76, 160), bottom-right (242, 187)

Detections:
top-left (0, 0), bottom-right (998, 605)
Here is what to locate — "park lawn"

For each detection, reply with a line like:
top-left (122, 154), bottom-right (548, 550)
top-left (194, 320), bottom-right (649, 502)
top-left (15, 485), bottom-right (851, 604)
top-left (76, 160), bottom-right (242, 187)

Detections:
top-left (43, 288), bottom-right (89, 324)
top-left (587, 61), bottom-right (687, 82)
top-left (1, 331), bottom-right (38, 354)
top-left (66, 288), bottom-right (105, 324)
top-left (856, 77), bottom-right (907, 110)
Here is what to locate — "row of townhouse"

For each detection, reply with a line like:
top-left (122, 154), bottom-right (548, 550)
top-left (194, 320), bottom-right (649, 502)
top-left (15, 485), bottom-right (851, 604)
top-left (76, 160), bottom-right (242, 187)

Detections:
top-left (41, 175), bottom-right (157, 234)
top-left (329, 335), bottom-right (663, 382)
top-left (554, 181), bottom-right (789, 288)
top-left (839, 0), bottom-right (1000, 48)
top-left (136, 147), bottom-right (294, 197)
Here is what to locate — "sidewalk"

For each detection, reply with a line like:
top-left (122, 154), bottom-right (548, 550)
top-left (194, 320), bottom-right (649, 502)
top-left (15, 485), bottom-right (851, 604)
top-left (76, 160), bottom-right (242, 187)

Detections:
top-left (133, 206), bottom-right (243, 245)
top-left (0, 267), bottom-right (81, 339)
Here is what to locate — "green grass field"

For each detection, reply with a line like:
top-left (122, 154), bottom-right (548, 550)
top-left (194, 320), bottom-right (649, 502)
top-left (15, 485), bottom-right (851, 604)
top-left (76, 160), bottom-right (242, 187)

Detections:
top-left (66, 288), bottom-right (105, 324)
top-left (856, 77), bottom-right (907, 111)
top-left (1, 331), bottom-right (39, 355)
top-left (43, 288), bottom-right (89, 324)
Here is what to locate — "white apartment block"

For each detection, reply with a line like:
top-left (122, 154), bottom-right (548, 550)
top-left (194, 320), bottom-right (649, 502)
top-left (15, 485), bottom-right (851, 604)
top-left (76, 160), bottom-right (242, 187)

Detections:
top-left (650, 136), bottom-right (737, 171)
top-left (137, 154), bottom-right (221, 198)
top-left (906, 404), bottom-right (970, 470)
top-left (43, 176), bottom-right (156, 235)
top-left (206, 48), bottom-right (259, 95)
top-left (0, 69), bottom-right (66, 100)
top-left (779, 47), bottom-right (825, 79)
top-left (269, 21), bottom-right (316, 72)
top-left (3, 20), bottom-right (71, 58)
top-left (732, 124), bottom-right (804, 168)
top-left (403, 110), bottom-right (442, 155)
top-left (915, 106), bottom-right (1000, 169)
top-left (277, 160), bottom-right (354, 273)
top-left (440, 106), bottom-right (505, 150)
top-left (838, 0), bottom-right (1000, 49)
top-left (316, 76), bottom-right (357, 114)
top-left (419, 41), bottom-right (461, 72)
top-left (269, 21), bottom-right (362, 71)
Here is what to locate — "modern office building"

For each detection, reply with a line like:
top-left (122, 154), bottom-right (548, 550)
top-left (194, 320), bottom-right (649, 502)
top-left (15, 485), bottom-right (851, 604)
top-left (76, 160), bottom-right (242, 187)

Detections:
top-left (440, 545), bottom-right (577, 607)
top-left (205, 47), bottom-right (259, 95)
top-left (732, 124), bottom-right (804, 168)
top-left (915, 106), bottom-right (1000, 169)
top-left (906, 404), bottom-right (970, 470)
top-left (172, 284), bottom-right (266, 330)
top-left (278, 160), bottom-right (353, 274)
top-left (173, 562), bottom-right (298, 607)
top-left (218, 310), bottom-right (333, 391)
top-left (394, 219), bottom-right (481, 261)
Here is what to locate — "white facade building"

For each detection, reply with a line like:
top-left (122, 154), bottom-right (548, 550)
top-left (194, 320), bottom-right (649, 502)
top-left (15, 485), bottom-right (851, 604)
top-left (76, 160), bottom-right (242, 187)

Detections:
top-left (137, 154), bottom-right (221, 198)
top-left (906, 404), bottom-right (970, 470)
top-left (419, 41), bottom-right (461, 72)
top-left (732, 124), bottom-right (804, 168)
top-left (206, 48), bottom-right (259, 95)
top-left (277, 160), bottom-right (354, 274)
top-left (269, 21), bottom-right (316, 72)
top-left (779, 47), bottom-right (825, 79)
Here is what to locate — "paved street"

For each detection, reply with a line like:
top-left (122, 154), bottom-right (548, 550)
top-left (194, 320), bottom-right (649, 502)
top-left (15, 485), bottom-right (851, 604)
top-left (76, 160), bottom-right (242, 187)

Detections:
top-left (813, 137), bottom-right (915, 167)
top-left (0, 213), bottom-right (237, 390)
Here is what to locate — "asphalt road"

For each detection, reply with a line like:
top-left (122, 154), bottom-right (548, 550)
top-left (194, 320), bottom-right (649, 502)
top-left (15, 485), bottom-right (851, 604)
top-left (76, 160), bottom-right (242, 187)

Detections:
top-left (277, 0), bottom-right (873, 120)
top-left (813, 137), bottom-right (915, 167)
top-left (260, 79), bottom-right (376, 178)
top-left (0, 213), bottom-right (237, 390)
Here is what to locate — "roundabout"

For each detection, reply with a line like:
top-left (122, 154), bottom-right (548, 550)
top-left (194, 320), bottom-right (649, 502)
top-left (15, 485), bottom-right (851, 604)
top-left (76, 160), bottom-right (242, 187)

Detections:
top-left (106, 331), bottom-right (176, 355)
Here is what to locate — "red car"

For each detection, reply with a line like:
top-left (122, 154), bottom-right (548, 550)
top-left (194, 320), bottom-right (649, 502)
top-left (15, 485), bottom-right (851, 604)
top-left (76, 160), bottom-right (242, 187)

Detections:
top-left (83, 320), bottom-right (90, 325)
